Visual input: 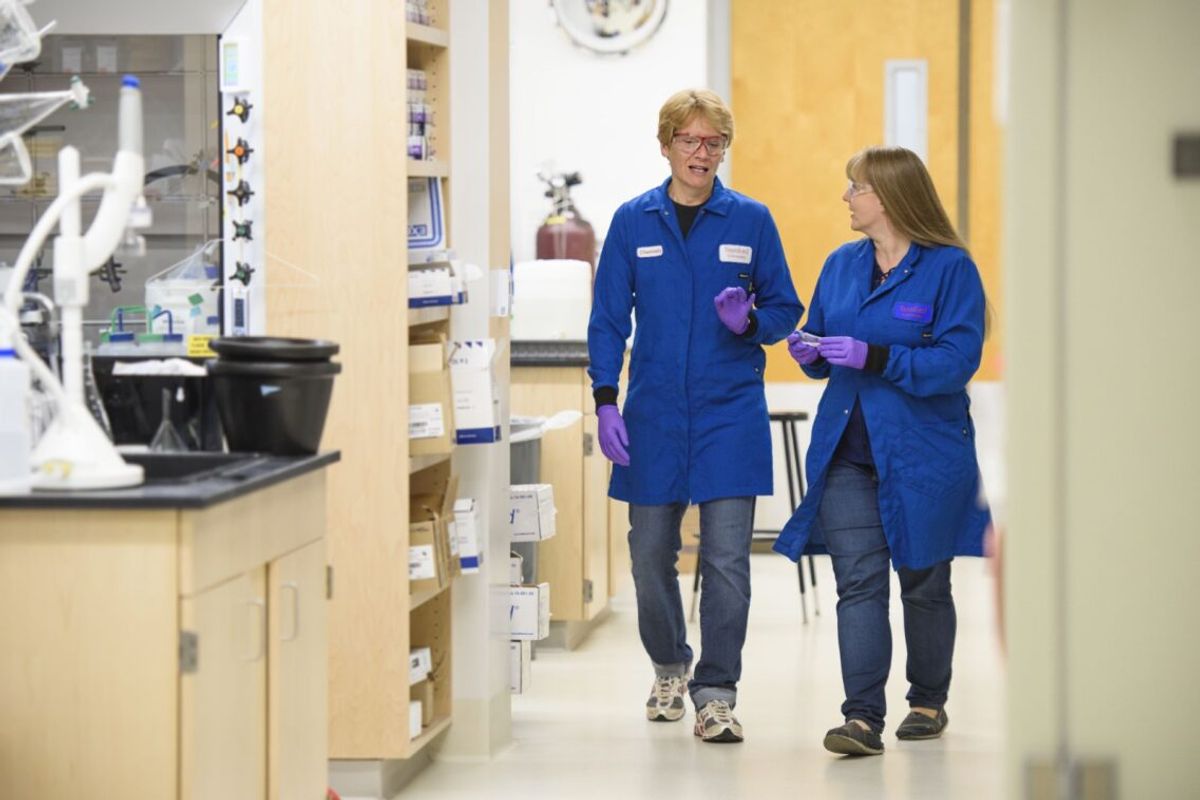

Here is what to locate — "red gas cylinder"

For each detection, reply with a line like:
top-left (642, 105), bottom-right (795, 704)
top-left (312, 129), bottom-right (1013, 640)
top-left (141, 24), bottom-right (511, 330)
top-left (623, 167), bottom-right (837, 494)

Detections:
top-left (536, 214), bottom-right (596, 266)
top-left (535, 171), bottom-right (596, 270)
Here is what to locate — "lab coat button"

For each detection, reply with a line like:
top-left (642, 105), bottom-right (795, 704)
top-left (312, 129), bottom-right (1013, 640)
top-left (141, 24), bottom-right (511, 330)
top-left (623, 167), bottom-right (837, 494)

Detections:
top-left (844, 409), bottom-right (850, 415)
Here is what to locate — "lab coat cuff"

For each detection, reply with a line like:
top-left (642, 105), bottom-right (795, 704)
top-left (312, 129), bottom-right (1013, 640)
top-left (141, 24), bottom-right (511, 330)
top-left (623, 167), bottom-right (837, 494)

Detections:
top-left (593, 385), bottom-right (619, 411)
top-left (865, 344), bottom-right (889, 375)
top-left (740, 311), bottom-right (759, 339)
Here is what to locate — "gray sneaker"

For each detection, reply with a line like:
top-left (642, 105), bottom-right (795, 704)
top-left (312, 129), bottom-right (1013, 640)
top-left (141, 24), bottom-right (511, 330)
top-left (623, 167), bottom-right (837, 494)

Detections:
top-left (645, 675), bottom-right (688, 722)
top-left (693, 699), bottom-right (744, 743)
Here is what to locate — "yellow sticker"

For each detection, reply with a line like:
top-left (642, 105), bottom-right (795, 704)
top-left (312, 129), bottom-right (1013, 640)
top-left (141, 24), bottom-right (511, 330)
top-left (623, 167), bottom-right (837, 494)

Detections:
top-left (187, 335), bottom-right (216, 357)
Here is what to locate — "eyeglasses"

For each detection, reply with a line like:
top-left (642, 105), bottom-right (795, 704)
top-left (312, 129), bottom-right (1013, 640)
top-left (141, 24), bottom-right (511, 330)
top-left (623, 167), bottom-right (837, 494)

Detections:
top-left (846, 181), bottom-right (875, 197)
top-left (672, 134), bottom-right (727, 156)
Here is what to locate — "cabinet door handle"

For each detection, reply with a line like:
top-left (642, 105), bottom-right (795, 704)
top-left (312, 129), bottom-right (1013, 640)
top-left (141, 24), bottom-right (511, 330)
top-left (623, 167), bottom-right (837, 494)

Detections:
top-left (243, 598), bottom-right (266, 662)
top-left (281, 582), bottom-right (300, 642)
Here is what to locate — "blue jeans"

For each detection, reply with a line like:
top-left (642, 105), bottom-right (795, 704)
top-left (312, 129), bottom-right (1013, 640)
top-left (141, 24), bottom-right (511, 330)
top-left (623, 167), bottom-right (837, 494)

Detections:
top-left (818, 460), bottom-right (956, 733)
top-left (628, 497), bottom-right (754, 708)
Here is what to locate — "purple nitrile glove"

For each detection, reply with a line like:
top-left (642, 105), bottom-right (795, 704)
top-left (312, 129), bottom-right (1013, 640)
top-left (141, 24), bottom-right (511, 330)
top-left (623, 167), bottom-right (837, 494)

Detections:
top-left (817, 336), bottom-right (869, 369)
top-left (597, 405), bottom-right (630, 467)
top-left (714, 287), bottom-right (755, 334)
top-left (786, 331), bottom-right (820, 366)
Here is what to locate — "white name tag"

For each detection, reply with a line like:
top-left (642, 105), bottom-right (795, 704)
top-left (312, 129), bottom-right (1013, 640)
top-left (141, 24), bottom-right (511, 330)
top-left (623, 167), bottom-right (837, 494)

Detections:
top-left (719, 244), bottom-right (753, 264)
top-left (636, 245), bottom-right (664, 258)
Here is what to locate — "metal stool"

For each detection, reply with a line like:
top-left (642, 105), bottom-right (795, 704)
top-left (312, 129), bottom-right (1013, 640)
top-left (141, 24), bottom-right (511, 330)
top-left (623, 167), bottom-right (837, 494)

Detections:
top-left (689, 411), bottom-right (820, 623)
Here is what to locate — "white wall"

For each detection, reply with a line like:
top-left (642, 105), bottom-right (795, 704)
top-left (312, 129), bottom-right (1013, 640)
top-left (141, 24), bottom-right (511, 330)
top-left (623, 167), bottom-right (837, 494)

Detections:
top-left (508, 1), bottom-right (709, 263)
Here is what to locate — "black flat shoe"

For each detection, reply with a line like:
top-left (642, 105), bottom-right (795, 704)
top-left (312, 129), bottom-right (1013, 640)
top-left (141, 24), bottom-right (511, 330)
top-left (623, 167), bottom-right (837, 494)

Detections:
top-left (895, 708), bottom-right (948, 740)
top-left (823, 720), bottom-right (884, 756)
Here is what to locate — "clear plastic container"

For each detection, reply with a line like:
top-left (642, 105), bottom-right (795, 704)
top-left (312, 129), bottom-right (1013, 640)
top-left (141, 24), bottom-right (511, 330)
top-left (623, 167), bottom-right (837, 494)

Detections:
top-left (144, 239), bottom-right (221, 337)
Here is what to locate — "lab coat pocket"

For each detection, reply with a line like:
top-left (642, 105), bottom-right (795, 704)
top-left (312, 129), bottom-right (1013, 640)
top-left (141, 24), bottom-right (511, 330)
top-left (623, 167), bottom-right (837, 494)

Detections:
top-left (891, 421), bottom-right (975, 499)
top-left (696, 357), bottom-right (764, 421)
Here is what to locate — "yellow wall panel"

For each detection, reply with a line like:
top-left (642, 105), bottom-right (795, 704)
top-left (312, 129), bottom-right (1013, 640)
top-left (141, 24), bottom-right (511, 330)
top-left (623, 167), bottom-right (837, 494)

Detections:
top-left (969, 0), bottom-right (1004, 381)
top-left (732, 0), bottom-right (1002, 382)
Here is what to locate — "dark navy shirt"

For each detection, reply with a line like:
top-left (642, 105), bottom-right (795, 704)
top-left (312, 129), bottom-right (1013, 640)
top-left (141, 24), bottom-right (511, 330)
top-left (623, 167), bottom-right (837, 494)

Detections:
top-left (830, 262), bottom-right (892, 468)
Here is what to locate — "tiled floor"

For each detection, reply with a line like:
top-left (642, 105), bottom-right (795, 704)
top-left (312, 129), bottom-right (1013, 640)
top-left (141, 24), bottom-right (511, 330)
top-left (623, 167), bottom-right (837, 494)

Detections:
top-left (398, 552), bottom-right (1006, 799)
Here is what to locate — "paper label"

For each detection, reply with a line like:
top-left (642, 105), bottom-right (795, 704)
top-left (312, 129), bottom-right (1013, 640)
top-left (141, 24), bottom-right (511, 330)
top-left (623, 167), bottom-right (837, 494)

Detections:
top-left (719, 244), bottom-right (753, 264)
top-left (187, 335), bottom-right (216, 357)
top-left (408, 544), bottom-right (436, 580)
top-left (636, 245), bottom-right (663, 258)
top-left (409, 403), bottom-right (445, 439)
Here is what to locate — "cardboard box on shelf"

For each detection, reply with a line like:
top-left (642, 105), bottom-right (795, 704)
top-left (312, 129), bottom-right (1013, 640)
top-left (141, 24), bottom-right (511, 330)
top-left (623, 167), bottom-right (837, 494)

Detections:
top-left (409, 700), bottom-right (423, 740)
top-left (509, 640), bottom-right (532, 694)
top-left (510, 582), bottom-right (551, 640)
top-left (454, 497), bottom-right (481, 573)
top-left (450, 339), bottom-right (501, 444)
top-left (410, 461), bottom-right (460, 592)
top-left (509, 551), bottom-right (524, 585)
top-left (408, 336), bottom-right (455, 456)
top-left (411, 678), bottom-right (435, 726)
top-left (510, 484), bottom-right (556, 542)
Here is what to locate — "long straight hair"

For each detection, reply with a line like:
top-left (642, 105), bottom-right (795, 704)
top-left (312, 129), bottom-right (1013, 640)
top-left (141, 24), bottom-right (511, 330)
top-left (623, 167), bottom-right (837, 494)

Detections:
top-left (848, 146), bottom-right (992, 335)
top-left (846, 146), bottom-right (969, 255)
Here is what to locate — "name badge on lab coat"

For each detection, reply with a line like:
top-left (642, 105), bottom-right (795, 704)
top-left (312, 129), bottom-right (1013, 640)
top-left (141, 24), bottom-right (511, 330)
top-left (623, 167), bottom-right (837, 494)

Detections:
top-left (719, 244), bottom-right (752, 264)
top-left (637, 245), bottom-right (664, 258)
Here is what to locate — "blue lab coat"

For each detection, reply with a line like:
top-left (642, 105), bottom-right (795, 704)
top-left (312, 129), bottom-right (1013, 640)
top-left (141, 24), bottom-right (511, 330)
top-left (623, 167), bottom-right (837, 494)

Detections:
top-left (773, 239), bottom-right (991, 570)
top-left (588, 177), bottom-right (803, 505)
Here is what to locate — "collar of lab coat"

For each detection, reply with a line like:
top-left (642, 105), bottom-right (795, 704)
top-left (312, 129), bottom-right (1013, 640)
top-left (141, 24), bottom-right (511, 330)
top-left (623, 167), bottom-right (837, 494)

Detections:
top-left (644, 176), bottom-right (734, 216)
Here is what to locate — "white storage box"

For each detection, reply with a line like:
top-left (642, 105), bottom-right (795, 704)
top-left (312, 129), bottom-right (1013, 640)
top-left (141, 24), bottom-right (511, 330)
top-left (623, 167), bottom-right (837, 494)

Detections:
top-left (454, 497), bottom-right (481, 573)
top-left (510, 484), bottom-right (556, 542)
top-left (409, 700), bottom-right (423, 740)
top-left (510, 582), bottom-right (551, 641)
top-left (511, 259), bottom-right (591, 341)
top-left (409, 646), bottom-right (432, 685)
top-left (450, 339), bottom-right (501, 444)
top-left (509, 640), bottom-right (532, 694)
top-left (509, 551), bottom-right (524, 585)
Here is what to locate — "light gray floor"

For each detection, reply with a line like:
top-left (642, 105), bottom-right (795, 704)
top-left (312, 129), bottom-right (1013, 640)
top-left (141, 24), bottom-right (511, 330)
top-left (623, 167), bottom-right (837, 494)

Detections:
top-left (397, 552), bottom-right (1006, 799)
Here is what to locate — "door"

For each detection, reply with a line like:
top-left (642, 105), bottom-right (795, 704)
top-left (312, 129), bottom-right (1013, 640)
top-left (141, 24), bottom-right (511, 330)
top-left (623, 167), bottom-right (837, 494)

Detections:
top-left (180, 568), bottom-right (267, 800)
top-left (268, 540), bottom-right (328, 800)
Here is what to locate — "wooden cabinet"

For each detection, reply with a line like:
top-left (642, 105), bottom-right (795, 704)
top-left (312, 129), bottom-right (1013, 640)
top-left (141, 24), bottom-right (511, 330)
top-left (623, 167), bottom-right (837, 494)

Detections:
top-left (0, 470), bottom-right (329, 800)
top-left (512, 366), bottom-right (610, 623)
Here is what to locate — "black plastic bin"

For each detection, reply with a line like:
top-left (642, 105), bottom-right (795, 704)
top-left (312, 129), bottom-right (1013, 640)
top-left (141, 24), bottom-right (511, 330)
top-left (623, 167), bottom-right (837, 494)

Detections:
top-left (207, 337), bottom-right (341, 455)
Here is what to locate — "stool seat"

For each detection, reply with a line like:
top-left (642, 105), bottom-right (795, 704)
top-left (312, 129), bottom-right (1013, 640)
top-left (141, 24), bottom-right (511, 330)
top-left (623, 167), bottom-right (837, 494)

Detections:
top-left (768, 411), bottom-right (809, 422)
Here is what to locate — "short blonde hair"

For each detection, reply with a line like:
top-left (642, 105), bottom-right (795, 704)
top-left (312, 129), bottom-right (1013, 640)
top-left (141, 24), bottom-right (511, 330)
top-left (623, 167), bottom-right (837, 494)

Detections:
top-left (657, 89), bottom-right (734, 149)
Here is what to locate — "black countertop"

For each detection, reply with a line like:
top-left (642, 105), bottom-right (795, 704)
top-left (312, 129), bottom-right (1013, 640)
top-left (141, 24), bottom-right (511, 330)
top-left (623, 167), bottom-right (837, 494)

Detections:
top-left (0, 451), bottom-right (340, 510)
top-left (510, 340), bottom-right (590, 367)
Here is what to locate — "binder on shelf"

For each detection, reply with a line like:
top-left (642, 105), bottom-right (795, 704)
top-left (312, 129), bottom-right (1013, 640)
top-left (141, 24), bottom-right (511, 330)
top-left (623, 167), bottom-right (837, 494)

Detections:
top-left (408, 177), bottom-right (445, 251)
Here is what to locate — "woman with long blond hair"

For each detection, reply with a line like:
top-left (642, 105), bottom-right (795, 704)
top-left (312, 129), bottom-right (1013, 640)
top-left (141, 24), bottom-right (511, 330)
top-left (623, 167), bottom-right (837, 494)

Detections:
top-left (775, 146), bottom-right (991, 756)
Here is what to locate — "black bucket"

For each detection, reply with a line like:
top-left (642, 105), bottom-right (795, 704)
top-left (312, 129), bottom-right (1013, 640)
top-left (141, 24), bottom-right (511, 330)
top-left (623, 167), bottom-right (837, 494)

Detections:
top-left (207, 337), bottom-right (341, 455)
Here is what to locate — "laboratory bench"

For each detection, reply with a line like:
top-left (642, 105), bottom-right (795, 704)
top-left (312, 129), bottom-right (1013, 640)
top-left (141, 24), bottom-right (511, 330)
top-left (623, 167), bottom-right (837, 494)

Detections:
top-left (0, 450), bottom-right (338, 800)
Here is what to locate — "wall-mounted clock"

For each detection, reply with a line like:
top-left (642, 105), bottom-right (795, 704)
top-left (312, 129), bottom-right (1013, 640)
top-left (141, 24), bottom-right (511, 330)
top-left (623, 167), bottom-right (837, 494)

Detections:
top-left (551, 0), bottom-right (668, 56)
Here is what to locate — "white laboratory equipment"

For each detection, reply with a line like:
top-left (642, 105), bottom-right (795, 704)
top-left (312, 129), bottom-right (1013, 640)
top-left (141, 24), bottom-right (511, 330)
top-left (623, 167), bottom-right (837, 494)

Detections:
top-left (0, 347), bottom-right (32, 495)
top-left (0, 75), bottom-right (152, 490)
top-left (510, 258), bottom-right (591, 341)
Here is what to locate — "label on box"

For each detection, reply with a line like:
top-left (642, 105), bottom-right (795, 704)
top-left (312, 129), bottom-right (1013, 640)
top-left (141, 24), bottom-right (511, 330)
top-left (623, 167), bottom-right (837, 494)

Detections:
top-left (409, 647), bottom-right (432, 685)
top-left (187, 334), bottom-right (216, 357)
top-left (408, 544), bottom-right (436, 580)
top-left (409, 403), bottom-right (445, 439)
top-left (408, 266), bottom-right (455, 307)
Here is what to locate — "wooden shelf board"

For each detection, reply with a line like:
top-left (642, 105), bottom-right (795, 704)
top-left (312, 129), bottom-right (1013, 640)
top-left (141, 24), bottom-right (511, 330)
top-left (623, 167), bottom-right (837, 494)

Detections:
top-left (407, 160), bottom-right (449, 178)
top-left (407, 24), bottom-right (449, 48)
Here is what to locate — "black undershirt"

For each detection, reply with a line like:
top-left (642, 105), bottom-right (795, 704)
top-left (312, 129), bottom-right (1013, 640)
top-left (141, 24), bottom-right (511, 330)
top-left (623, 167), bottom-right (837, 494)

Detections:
top-left (673, 200), bottom-right (701, 239)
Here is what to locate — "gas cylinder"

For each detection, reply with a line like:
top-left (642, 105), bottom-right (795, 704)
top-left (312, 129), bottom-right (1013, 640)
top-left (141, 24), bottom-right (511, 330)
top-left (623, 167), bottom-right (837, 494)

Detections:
top-left (535, 171), bottom-right (596, 270)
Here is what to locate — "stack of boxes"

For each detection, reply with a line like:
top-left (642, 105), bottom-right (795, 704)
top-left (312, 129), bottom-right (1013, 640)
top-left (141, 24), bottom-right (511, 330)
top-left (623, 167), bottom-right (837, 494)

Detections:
top-left (508, 483), bottom-right (556, 693)
top-left (408, 460), bottom-right (460, 594)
